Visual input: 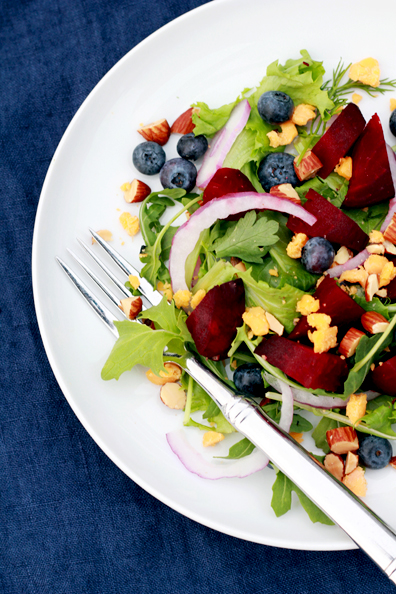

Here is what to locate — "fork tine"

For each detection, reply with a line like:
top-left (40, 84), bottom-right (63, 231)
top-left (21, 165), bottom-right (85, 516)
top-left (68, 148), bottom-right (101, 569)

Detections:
top-left (67, 249), bottom-right (129, 314)
top-left (56, 256), bottom-right (120, 337)
top-left (89, 228), bottom-right (163, 307)
top-left (76, 239), bottom-right (131, 298)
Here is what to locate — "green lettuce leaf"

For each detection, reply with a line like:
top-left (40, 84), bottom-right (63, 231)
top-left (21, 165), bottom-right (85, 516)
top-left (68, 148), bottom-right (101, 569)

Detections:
top-left (192, 99), bottom-right (241, 136)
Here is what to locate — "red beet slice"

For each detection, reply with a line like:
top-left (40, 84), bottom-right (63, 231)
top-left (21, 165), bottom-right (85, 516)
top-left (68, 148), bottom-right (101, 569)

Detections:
top-left (288, 276), bottom-right (365, 341)
top-left (201, 167), bottom-right (256, 205)
top-left (387, 277), bottom-right (396, 300)
top-left (343, 114), bottom-right (394, 208)
top-left (255, 335), bottom-right (348, 392)
top-left (186, 278), bottom-right (245, 359)
top-left (287, 189), bottom-right (368, 251)
top-left (311, 103), bottom-right (366, 179)
top-left (371, 355), bottom-right (396, 396)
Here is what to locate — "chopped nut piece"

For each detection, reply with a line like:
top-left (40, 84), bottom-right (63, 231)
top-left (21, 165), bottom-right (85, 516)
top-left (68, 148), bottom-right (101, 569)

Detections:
top-left (338, 327), bottom-right (365, 358)
top-left (160, 383), bottom-right (187, 410)
top-left (369, 230), bottom-right (385, 244)
top-left (352, 93), bottom-right (362, 104)
top-left (137, 118), bottom-right (171, 145)
top-left (269, 183), bottom-right (301, 205)
top-left (122, 179), bottom-right (151, 203)
top-left (384, 213), bottom-right (396, 244)
top-left (291, 104), bottom-right (316, 126)
top-left (203, 431), bottom-right (225, 447)
top-left (119, 212), bottom-right (140, 236)
top-left (242, 307), bottom-right (270, 336)
top-left (286, 233), bottom-right (308, 259)
top-left (345, 451), bottom-right (359, 475)
top-left (296, 294), bottom-right (320, 316)
top-left (349, 58), bottom-right (380, 87)
top-left (173, 290), bottom-right (192, 309)
top-left (324, 453), bottom-right (344, 481)
top-left (342, 466), bottom-right (367, 497)
top-left (92, 229), bottom-right (113, 244)
top-left (128, 275), bottom-right (140, 290)
top-left (293, 151), bottom-right (322, 181)
top-left (363, 254), bottom-right (389, 275)
top-left (119, 296), bottom-right (143, 320)
top-left (190, 289), bottom-right (206, 309)
top-left (383, 240), bottom-right (396, 255)
top-left (157, 281), bottom-right (173, 302)
top-left (334, 246), bottom-right (353, 265)
top-left (346, 393), bottom-right (367, 426)
top-left (146, 362), bottom-right (182, 385)
top-left (267, 121), bottom-right (298, 148)
top-left (366, 244), bottom-right (385, 255)
top-left (334, 156), bottom-right (352, 180)
top-left (361, 311), bottom-right (389, 334)
top-left (326, 427), bottom-right (359, 455)
top-left (365, 273), bottom-right (379, 302)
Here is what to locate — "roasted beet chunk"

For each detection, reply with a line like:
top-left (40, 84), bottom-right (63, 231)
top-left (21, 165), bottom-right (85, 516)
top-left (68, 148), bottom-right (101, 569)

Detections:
top-left (371, 354), bottom-right (396, 396)
top-left (186, 279), bottom-right (245, 359)
top-left (343, 114), bottom-right (394, 208)
top-left (311, 103), bottom-right (366, 179)
top-left (287, 189), bottom-right (369, 251)
top-left (202, 167), bottom-right (256, 205)
top-left (255, 335), bottom-right (348, 392)
top-left (288, 276), bottom-right (364, 341)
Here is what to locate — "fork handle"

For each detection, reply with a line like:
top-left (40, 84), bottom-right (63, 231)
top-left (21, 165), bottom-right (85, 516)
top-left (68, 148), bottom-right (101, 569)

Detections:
top-left (185, 355), bottom-right (396, 584)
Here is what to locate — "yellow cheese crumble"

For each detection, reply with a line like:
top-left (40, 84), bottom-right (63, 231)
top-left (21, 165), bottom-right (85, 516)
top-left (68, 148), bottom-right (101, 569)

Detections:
top-left (349, 58), bottom-right (380, 88)
top-left (267, 121), bottom-right (298, 148)
top-left (190, 289), bottom-right (206, 309)
top-left (291, 104), bottom-right (316, 126)
top-left (334, 156), bottom-right (352, 180)
top-left (119, 212), bottom-right (140, 236)
top-left (128, 275), bottom-right (140, 290)
top-left (173, 289), bottom-right (192, 309)
top-left (157, 281), bottom-right (173, 301)
top-left (352, 93), bottom-right (362, 104)
top-left (286, 233), bottom-right (308, 259)
top-left (242, 307), bottom-right (270, 336)
top-left (296, 294), bottom-right (320, 316)
top-left (307, 313), bottom-right (338, 354)
top-left (346, 393), bottom-right (367, 426)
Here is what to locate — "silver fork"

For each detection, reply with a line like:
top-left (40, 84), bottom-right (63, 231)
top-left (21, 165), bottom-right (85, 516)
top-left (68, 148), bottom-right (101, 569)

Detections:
top-left (57, 228), bottom-right (396, 584)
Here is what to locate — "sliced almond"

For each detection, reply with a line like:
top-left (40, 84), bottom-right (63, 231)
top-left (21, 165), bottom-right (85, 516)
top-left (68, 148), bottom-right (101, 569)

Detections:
top-left (146, 362), bottom-right (182, 385)
top-left (383, 239), bottom-right (396, 255)
top-left (366, 243), bottom-right (385, 255)
top-left (324, 453), bottom-right (344, 481)
top-left (160, 383), bottom-right (187, 410)
top-left (365, 273), bottom-right (379, 302)
top-left (326, 427), bottom-right (359, 455)
top-left (384, 213), bottom-right (396, 244)
top-left (338, 327), bottom-right (365, 358)
top-left (138, 118), bottom-right (171, 145)
top-left (119, 296), bottom-right (143, 320)
top-left (264, 311), bottom-right (284, 336)
top-left (361, 311), bottom-right (390, 334)
top-left (345, 451), bottom-right (359, 475)
top-left (334, 246), bottom-right (353, 265)
top-left (269, 183), bottom-right (301, 205)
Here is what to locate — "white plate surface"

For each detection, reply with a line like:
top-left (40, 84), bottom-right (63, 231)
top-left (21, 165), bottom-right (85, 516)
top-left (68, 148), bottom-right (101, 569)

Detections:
top-left (32, 0), bottom-right (396, 550)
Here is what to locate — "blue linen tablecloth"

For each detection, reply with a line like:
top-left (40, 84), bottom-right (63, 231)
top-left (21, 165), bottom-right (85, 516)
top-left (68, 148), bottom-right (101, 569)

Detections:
top-left (1, 0), bottom-right (395, 592)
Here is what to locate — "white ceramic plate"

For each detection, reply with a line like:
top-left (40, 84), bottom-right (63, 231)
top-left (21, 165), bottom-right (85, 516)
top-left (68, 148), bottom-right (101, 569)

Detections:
top-left (32, 0), bottom-right (396, 550)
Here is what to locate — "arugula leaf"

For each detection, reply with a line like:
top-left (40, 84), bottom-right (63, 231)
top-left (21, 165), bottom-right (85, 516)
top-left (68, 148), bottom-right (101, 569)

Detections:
top-left (363, 396), bottom-right (396, 437)
top-left (271, 469), bottom-right (333, 525)
top-left (215, 437), bottom-right (255, 460)
top-left (311, 417), bottom-right (338, 454)
top-left (353, 295), bottom-right (390, 320)
top-left (140, 189), bottom-right (185, 245)
top-left (142, 295), bottom-right (191, 341)
top-left (212, 211), bottom-right (279, 263)
top-left (341, 202), bottom-right (389, 234)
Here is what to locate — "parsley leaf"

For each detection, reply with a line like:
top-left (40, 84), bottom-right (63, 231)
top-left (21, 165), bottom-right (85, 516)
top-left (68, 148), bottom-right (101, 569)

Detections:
top-left (212, 211), bottom-right (279, 263)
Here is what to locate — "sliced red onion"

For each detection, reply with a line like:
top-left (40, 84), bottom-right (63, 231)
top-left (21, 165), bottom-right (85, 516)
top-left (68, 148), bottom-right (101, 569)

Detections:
top-left (278, 382), bottom-right (294, 433)
top-left (170, 192), bottom-right (317, 291)
top-left (196, 99), bottom-right (251, 189)
top-left (326, 248), bottom-right (369, 278)
top-left (264, 374), bottom-right (379, 409)
top-left (166, 429), bottom-right (269, 479)
top-left (381, 145), bottom-right (396, 232)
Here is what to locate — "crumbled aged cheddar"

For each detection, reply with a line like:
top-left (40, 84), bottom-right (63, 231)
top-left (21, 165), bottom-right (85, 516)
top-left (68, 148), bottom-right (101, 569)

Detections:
top-left (296, 294), bottom-right (320, 316)
top-left (349, 58), bottom-right (380, 87)
top-left (334, 156), bottom-right (352, 180)
top-left (364, 254), bottom-right (389, 275)
top-left (267, 121), bottom-right (298, 148)
top-left (307, 313), bottom-right (338, 354)
top-left (119, 212), bottom-right (140, 236)
top-left (369, 230), bottom-right (385, 244)
top-left (291, 104), bottom-right (316, 126)
top-left (286, 233), bottom-right (308, 259)
top-left (157, 281), bottom-right (173, 301)
top-left (203, 432), bottom-right (225, 447)
top-left (352, 93), bottom-right (362, 104)
top-left (379, 261), bottom-right (396, 287)
top-left (339, 267), bottom-right (368, 288)
top-left (268, 267), bottom-right (279, 277)
top-left (190, 289), bottom-right (206, 309)
top-left (242, 307), bottom-right (270, 336)
top-left (346, 393), bottom-right (367, 426)
top-left (128, 275), bottom-right (140, 289)
top-left (173, 290), bottom-right (192, 309)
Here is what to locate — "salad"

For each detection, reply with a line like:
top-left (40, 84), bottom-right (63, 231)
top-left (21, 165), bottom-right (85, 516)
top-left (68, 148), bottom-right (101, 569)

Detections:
top-left (101, 50), bottom-right (396, 525)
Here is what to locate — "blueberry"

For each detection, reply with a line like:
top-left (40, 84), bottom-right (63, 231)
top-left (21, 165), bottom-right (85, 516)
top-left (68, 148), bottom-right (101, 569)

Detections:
top-left (160, 158), bottom-right (197, 192)
top-left (301, 237), bottom-right (335, 274)
top-left (358, 435), bottom-right (393, 469)
top-left (257, 152), bottom-right (299, 192)
top-left (257, 91), bottom-right (294, 125)
top-left (133, 141), bottom-right (166, 175)
top-left (177, 133), bottom-right (208, 161)
top-left (390, 110), bottom-right (396, 137)
top-left (233, 363), bottom-right (265, 398)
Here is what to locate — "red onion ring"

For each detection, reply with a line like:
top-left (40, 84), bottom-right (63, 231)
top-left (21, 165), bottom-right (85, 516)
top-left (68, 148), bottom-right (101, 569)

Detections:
top-left (196, 99), bottom-right (251, 189)
top-left (170, 192), bottom-right (317, 291)
top-left (166, 429), bottom-right (269, 479)
top-left (381, 145), bottom-right (396, 232)
top-left (326, 249), bottom-right (369, 278)
top-left (278, 382), bottom-right (294, 432)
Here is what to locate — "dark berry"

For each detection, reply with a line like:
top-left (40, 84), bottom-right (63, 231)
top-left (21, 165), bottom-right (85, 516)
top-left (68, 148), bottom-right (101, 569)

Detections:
top-left (301, 237), bottom-right (335, 274)
top-left (233, 363), bottom-right (265, 398)
top-left (257, 152), bottom-right (299, 192)
top-left (133, 141), bottom-right (166, 175)
top-left (358, 435), bottom-right (392, 469)
top-left (177, 133), bottom-right (208, 161)
top-left (257, 91), bottom-right (294, 125)
top-left (390, 110), bottom-right (396, 137)
top-left (160, 158), bottom-right (197, 192)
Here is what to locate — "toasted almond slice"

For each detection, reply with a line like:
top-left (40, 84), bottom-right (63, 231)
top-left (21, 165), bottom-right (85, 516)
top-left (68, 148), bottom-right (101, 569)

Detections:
top-left (326, 427), bottom-right (359, 455)
top-left (146, 362), bottom-right (182, 385)
top-left (384, 213), bottom-right (396, 244)
top-left (160, 383), bottom-right (187, 410)
top-left (361, 311), bottom-right (390, 334)
top-left (345, 451), bottom-right (359, 475)
top-left (119, 296), bottom-right (143, 320)
top-left (138, 118), bottom-right (171, 145)
top-left (338, 327), bottom-right (365, 358)
top-left (265, 311), bottom-right (284, 336)
top-left (123, 179), bottom-right (151, 203)
top-left (365, 273), bottom-right (379, 302)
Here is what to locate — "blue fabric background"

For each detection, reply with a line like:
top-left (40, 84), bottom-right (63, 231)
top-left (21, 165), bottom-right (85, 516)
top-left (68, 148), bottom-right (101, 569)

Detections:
top-left (1, 0), bottom-right (395, 592)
